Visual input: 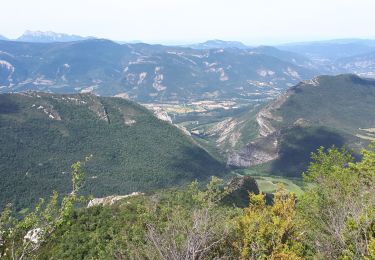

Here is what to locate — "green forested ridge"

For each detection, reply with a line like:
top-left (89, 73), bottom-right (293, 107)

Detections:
top-left (275, 74), bottom-right (375, 132)
top-left (0, 92), bottom-right (226, 210)
top-left (269, 74), bottom-right (375, 175)
top-left (1, 143), bottom-right (373, 259)
top-left (226, 74), bottom-right (375, 177)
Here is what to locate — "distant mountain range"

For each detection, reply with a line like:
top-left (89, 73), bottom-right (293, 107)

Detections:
top-left (2, 31), bottom-right (375, 52)
top-left (1, 37), bottom-right (375, 102)
top-left (337, 51), bottom-right (375, 78)
top-left (0, 30), bottom-right (93, 43)
top-left (0, 39), bottom-right (318, 102)
top-left (0, 92), bottom-right (225, 209)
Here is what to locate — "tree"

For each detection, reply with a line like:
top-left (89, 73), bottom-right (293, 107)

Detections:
top-left (298, 143), bottom-right (375, 259)
top-left (0, 157), bottom-right (90, 260)
top-left (234, 188), bottom-right (303, 259)
top-left (145, 177), bottom-right (237, 260)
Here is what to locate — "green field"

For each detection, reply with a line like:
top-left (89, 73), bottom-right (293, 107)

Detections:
top-left (254, 176), bottom-right (304, 195)
top-left (233, 164), bottom-right (306, 196)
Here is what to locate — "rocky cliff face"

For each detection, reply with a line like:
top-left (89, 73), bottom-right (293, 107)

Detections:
top-left (206, 117), bottom-right (245, 151)
top-left (226, 88), bottom-right (292, 167)
top-left (227, 133), bottom-right (279, 167)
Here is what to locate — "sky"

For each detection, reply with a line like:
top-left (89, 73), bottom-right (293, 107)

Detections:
top-left (1, 0), bottom-right (375, 45)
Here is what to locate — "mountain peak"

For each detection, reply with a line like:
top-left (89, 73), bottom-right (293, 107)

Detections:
top-left (0, 34), bottom-right (8, 41)
top-left (17, 30), bottom-right (93, 43)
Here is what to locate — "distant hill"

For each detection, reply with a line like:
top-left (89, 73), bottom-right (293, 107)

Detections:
top-left (16, 30), bottom-right (93, 43)
top-left (249, 46), bottom-right (315, 68)
top-left (0, 92), bottom-right (226, 210)
top-left (0, 35), bottom-right (7, 41)
top-left (186, 39), bottom-right (250, 49)
top-left (337, 51), bottom-right (375, 78)
top-left (213, 74), bottom-right (375, 176)
top-left (278, 40), bottom-right (375, 60)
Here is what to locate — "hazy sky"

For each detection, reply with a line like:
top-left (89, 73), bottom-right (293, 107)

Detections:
top-left (1, 0), bottom-right (374, 44)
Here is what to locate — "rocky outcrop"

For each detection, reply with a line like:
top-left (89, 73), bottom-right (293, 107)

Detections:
top-left (153, 110), bottom-right (191, 136)
top-left (223, 176), bottom-right (259, 207)
top-left (87, 192), bottom-right (144, 207)
top-left (33, 103), bottom-right (61, 120)
top-left (154, 110), bottom-right (172, 124)
top-left (23, 228), bottom-right (43, 244)
top-left (228, 176), bottom-right (259, 194)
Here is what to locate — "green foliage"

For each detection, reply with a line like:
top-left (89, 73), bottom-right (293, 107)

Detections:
top-left (303, 145), bottom-right (354, 182)
top-left (70, 155), bottom-right (92, 195)
top-left (298, 142), bottom-right (375, 259)
top-left (192, 176), bottom-right (231, 207)
top-left (0, 159), bottom-right (88, 260)
top-left (37, 178), bottom-right (241, 259)
top-left (235, 189), bottom-right (304, 259)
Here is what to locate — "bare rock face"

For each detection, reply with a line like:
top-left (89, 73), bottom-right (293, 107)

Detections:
top-left (87, 95), bottom-right (110, 123)
top-left (227, 133), bottom-right (279, 167)
top-left (226, 86), bottom-right (296, 167)
top-left (23, 228), bottom-right (43, 244)
top-left (154, 110), bottom-right (172, 124)
top-left (293, 118), bottom-right (311, 127)
top-left (256, 91), bottom-right (291, 137)
top-left (207, 117), bottom-right (244, 150)
top-left (87, 192), bottom-right (144, 207)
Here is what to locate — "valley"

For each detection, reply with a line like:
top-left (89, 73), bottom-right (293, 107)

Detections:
top-left (143, 74), bottom-right (375, 179)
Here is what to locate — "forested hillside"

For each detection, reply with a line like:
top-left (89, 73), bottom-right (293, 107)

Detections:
top-left (0, 92), bottom-right (225, 210)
